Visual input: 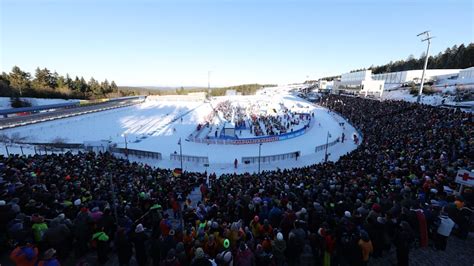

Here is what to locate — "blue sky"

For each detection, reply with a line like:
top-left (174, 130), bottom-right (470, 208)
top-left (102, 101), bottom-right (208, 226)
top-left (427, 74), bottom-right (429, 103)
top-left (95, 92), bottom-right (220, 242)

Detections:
top-left (1, 0), bottom-right (472, 87)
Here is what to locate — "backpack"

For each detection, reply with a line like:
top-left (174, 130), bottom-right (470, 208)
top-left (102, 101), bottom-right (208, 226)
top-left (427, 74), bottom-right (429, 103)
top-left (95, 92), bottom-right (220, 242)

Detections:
top-left (340, 232), bottom-right (353, 246)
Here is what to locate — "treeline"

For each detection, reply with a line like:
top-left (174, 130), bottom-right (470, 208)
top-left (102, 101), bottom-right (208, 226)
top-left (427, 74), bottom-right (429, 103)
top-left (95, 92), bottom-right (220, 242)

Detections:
top-left (0, 65), bottom-right (277, 100)
top-left (122, 84), bottom-right (277, 97)
top-left (361, 43), bottom-right (474, 74)
top-left (318, 43), bottom-right (474, 81)
top-left (0, 66), bottom-right (134, 100)
top-left (118, 86), bottom-right (175, 96)
top-left (209, 84), bottom-right (277, 96)
top-left (313, 75), bottom-right (340, 82)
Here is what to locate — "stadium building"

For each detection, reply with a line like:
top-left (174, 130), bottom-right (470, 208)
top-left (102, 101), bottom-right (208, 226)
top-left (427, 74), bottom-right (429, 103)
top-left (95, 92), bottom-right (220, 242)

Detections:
top-left (372, 69), bottom-right (460, 84)
top-left (458, 67), bottom-right (474, 80)
top-left (333, 70), bottom-right (385, 97)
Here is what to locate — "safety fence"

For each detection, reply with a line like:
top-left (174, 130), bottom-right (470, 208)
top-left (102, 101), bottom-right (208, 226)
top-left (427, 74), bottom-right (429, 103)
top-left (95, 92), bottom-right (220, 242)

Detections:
top-left (1, 142), bottom-right (84, 156)
top-left (110, 147), bottom-right (162, 160)
top-left (1, 142), bottom-right (162, 161)
top-left (170, 154), bottom-right (209, 164)
top-left (315, 139), bottom-right (340, 152)
top-left (242, 151), bottom-right (300, 164)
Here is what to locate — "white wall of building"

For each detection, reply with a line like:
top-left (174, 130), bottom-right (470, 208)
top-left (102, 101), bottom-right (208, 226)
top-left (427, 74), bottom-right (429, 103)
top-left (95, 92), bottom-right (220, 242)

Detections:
top-left (333, 69), bottom-right (384, 96)
top-left (372, 69), bottom-right (460, 84)
top-left (458, 67), bottom-right (474, 80)
top-left (341, 70), bottom-right (372, 82)
top-left (361, 80), bottom-right (385, 96)
top-left (318, 80), bottom-right (328, 89)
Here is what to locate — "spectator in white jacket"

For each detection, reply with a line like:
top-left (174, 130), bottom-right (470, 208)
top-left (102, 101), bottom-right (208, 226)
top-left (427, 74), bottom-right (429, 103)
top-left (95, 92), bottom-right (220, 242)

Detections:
top-left (435, 210), bottom-right (455, 251)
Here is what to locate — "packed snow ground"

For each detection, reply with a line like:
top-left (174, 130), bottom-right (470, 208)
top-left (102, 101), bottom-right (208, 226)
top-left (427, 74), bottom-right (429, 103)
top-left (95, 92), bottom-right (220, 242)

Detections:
top-left (0, 97), bottom-right (79, 110)
top-left (381, 89), bottom-right (450, 105)
top-left (0, 87), bottom-right (360, 174)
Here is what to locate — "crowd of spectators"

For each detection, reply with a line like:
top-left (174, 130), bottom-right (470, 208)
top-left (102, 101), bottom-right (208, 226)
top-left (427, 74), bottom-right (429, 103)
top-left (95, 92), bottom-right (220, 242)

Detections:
top-left (1, 95), bottom-right (473, 266)
top-left (201, 101), bottom-right (312, 139)
top-left (250, 112), bottom-right (311, 137)
top-left (215, 101), bottom-right (233, 122)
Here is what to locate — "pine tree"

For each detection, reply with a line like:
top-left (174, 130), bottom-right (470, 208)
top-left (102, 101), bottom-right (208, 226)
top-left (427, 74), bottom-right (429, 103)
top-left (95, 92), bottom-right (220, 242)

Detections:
top-left (8, 66), bottom-right (31, 96)
top-left (80, 77), bottom-right (89, 97)
top-left (111, 81), bottom-right (118, 93)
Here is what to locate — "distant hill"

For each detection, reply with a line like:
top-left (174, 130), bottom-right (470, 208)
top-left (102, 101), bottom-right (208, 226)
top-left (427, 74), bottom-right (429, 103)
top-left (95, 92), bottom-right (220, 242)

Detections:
top-left (119, 84), bottom-right (277, 96)
top-left (122, 86), bottom-right (206, 91)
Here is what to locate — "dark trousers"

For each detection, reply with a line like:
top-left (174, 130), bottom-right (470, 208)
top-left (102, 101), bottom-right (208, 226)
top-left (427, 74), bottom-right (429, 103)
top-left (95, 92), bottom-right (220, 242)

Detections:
top-left (434, 233), bottom-right (448, 250)
top-left (396, 248), bottom-right (409, 266)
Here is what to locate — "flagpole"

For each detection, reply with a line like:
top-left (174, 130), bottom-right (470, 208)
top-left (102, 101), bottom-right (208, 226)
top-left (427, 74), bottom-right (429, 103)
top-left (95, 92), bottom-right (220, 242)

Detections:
top-left (179, 138), bottom-right (183, 170)
top-left (324, 131), bottom-right (329, 163)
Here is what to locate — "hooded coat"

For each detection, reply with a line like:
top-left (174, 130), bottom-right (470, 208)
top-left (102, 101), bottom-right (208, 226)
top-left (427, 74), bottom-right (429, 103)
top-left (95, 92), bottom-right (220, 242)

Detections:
top-left (271, 239), bottom-right (286, 262)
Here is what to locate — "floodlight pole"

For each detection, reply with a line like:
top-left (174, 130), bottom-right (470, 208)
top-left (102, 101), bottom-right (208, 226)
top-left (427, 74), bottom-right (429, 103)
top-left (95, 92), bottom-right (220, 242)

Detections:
top-left (258, 143), bottom-right (262, 174)
top-left (179, 138), bottom-right (183, 170)
top-left (324, 131), bottom-right (330, 163)
top-left (208, 71), bottom-right (211, 96)
top-left (122, 134), bottom-right (128, 159)
top-left (417, 31), bottom-right (433, 103)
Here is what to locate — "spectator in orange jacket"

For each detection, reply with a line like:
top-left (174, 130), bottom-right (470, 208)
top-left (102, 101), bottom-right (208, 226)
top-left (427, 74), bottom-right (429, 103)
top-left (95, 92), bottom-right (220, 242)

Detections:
top-left (358, 230), bottom-right (373, 266)
top-left (9, 242), bottom-right (38, 266)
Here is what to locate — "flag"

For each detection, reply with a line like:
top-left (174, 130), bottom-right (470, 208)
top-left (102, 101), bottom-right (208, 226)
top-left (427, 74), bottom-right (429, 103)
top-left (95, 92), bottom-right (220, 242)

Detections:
top-left (328, 132), bottom-right (332, 138)
top-left (178, 138), bottom-right (181, 145)
top-left (173, 168), bottom-right (182, 177)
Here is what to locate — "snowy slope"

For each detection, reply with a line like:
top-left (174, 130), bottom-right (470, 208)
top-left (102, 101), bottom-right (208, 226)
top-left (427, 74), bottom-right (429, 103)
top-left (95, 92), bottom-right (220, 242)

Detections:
top-left (382, 89), bottom-right (453, 105)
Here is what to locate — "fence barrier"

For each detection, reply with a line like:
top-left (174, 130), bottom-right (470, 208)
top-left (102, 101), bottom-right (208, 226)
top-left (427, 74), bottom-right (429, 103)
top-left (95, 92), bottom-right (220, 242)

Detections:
top-left (315, 139), bottom-right (340, 152)
top-left (110, 147), bottom-right (162, 160)
top-left (170, 154), bottom-right (209, 164)
top-left (242, 151), bottom-right (300, 164)
top-left (1, 142), bottom-right (163, 161)
top-left (1, 142), bottom-right (85, 156)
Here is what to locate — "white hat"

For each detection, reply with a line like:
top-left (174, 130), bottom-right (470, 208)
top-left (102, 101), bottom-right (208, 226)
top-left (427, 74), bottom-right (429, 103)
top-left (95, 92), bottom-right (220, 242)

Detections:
top-left (344, 211), bottom-right (351, 218)
top-left (277, 232), bottom-right (283, 241)
top-left (135, 223), bottom-right (144, 233)
top-left (0, 200), bottom-right (5, 206)
top-left (74, 199), bottom-right (81, 206)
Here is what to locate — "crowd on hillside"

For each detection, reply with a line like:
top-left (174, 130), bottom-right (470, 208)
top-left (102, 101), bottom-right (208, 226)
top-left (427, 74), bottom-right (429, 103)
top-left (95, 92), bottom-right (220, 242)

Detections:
top-left (215, 101), bottom-right (233, 122)
top-left (250, 113), bottom-right (311, 137)
top-left (203, 100), bottom-right (312, 138)
top-left (1, 95), bottom-right (473, 266)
